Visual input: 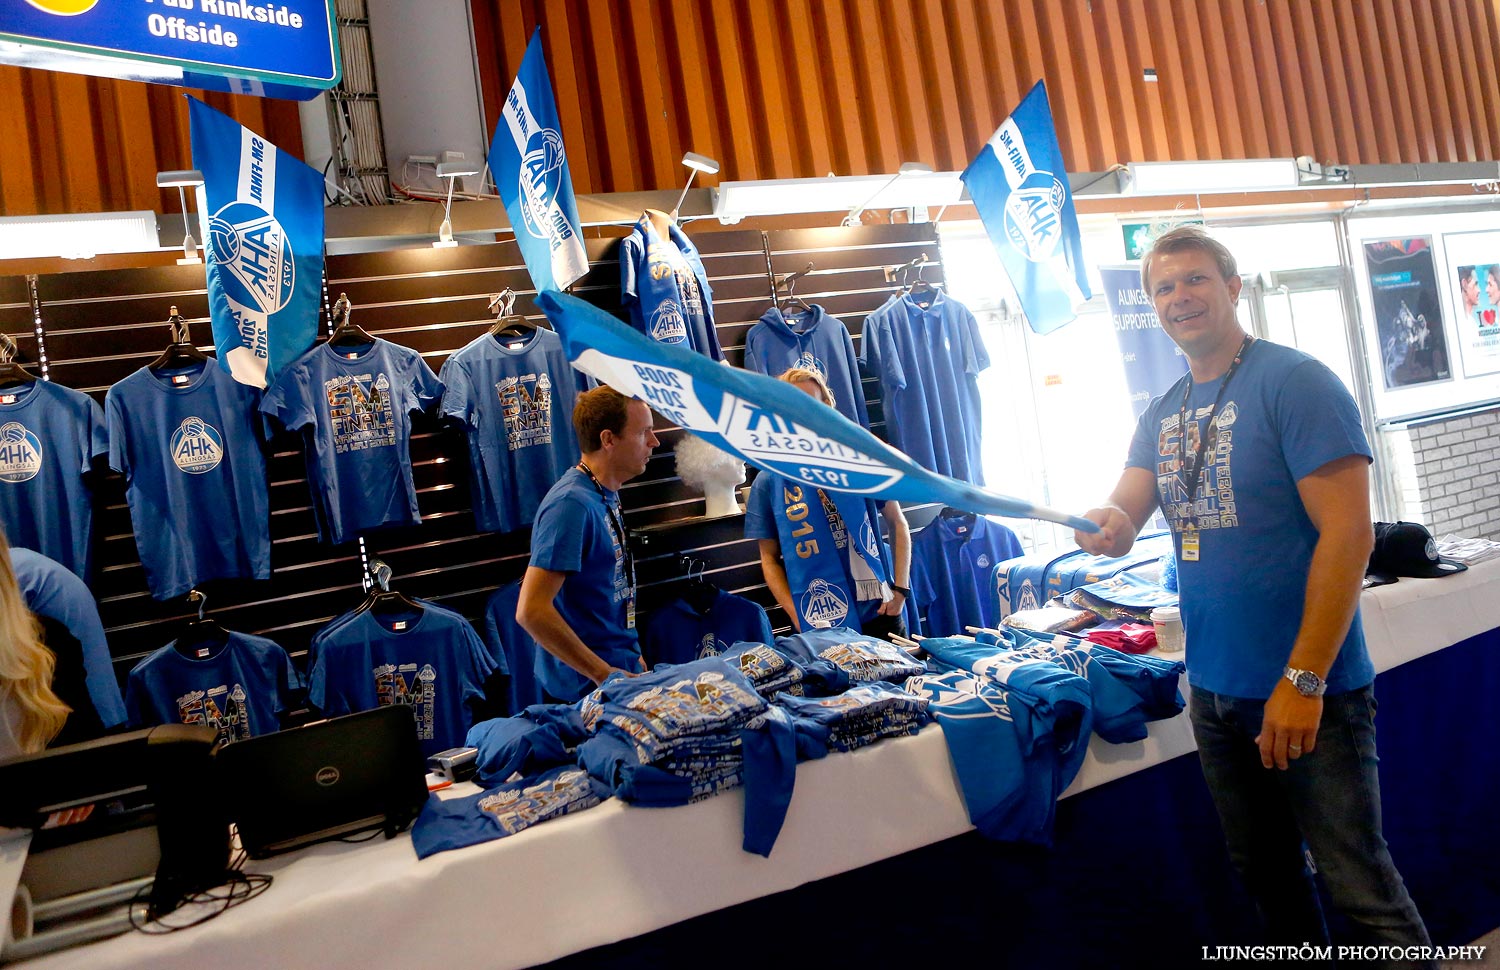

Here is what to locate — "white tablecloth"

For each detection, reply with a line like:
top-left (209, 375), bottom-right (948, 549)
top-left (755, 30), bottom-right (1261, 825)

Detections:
top-left (22, 561), bottom-right (1500, 970)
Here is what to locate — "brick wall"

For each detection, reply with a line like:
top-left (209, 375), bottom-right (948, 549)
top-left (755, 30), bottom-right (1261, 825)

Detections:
top-left (1385, 406), bottom-right (1500, 539)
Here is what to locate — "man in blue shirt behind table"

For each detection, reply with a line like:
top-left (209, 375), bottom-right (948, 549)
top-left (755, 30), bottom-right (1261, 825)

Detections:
top-left (1074, 226), bottom-right (1432, 964)
top-left (518, 387), bottom-right (658, 702)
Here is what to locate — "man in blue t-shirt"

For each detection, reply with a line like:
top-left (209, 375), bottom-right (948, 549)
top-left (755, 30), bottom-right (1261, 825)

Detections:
top-left (1074, 226), bottom-right (1430, 955)
top-left (517, 387), bottom-right (659, 702)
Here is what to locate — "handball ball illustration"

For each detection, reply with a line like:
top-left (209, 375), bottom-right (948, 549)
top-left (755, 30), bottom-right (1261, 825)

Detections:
top-left (182, 417), bottom-right (207, 437)
top-left (675, 436), bottom-right (745, 519)
top-left (2, 424), bottom-right (26, 443)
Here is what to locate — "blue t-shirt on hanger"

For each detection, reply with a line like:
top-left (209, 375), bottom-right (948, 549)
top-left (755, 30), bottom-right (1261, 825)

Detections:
top-left (642, 588), bottom-right (776, 667)
top-left (743, 304), bottom-right (870, 429)
top-left (861, 291), bottom-right (990, 485)
top-left (106, 360), bottom-right (270, 600)
top-left (619, 212), bottom-right (723, 361)
top-left (124, 631), bottom-right (298, 744)
top-left (0, 380), bottom-right (107, 581)
top-left (260, 339), bottom-right (444, 545)
top-left (439, 328), bottom-right (586, 535)
top-left (308, 606), bottom-right (496, 757)
top-left (910, 513), bottom-right (1024, 637)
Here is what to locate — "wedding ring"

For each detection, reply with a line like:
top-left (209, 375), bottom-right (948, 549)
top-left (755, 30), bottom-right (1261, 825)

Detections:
top-left (1288, 744), bottom-right (1302, 754)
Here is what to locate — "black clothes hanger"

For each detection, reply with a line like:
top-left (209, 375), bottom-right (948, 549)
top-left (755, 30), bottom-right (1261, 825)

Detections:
top-left (0, 332), bottom-right (38, 389)
top-left (147, 307), bottom-right (211, 372)
top-left (353, 559), bottom-right (425, 620)
top-left (774, 263), bottom-right (815, 315)
top-left (488, 288), bottom-right (543, 341)
top-left (327, 292), bottom-right (377, 348)
top-left (175, 589), bottom-right (230, 659)
top-left (681, 557), bottom-right (720, 615)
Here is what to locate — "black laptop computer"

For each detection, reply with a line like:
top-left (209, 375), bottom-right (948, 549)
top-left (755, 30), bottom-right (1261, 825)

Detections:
top-left (217, 705), bottom-right (429, 858)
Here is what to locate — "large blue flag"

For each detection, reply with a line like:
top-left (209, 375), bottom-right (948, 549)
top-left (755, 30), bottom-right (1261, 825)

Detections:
top-left (491, 29), bottom-right (588, 293)
top-left (534, 291), bottom-right (1098, 534)
top-left (189, 96), bottom-right (324, 389)
top-left (962, 80), bottom-right (1092, 334)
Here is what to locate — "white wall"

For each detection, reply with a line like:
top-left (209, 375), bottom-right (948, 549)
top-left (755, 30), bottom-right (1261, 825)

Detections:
top-left (365, 0), bottom-right (489, 194)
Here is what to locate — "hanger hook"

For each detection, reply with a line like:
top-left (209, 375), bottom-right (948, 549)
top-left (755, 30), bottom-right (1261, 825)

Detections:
top-left (0, 332), bottom-right (17, 365)
top-left (188, 588), bottom-right (207, 620)
top-left (167, 306), bottom-right (192, 346)
top-left (369, 559), bottom-right (392, 593)
top-left (332, 293), bottom-right (353, 329)
top-left (488, 288), bottom-right (517, 320)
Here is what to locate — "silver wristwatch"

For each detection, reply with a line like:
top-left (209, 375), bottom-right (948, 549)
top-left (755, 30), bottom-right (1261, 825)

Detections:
top-left (1283, 666), bottom-right (1327, 698)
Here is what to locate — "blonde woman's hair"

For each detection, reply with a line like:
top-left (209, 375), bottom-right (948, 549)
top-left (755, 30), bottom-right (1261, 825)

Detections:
top-left (0, 535), bottom-right (67, 754)
top-left (777, 367), bottom-right (835, 408)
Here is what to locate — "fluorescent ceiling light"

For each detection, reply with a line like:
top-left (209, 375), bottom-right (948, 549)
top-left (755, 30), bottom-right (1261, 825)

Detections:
top-left (1127, 159), bottom-right (1300, 195)
top-left (0, 211), bottom-right (160, 261)
top-left (714, 170), bottom-right (965, 224)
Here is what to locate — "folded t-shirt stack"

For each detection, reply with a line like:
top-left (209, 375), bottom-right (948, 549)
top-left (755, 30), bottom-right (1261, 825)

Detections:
top-left (773, 681), bottom-right (930, 758)
top-left (410, 764), bottom-right (608, 860)
top-left (926, 630), bottom-right (1184, 744)
top-left (717, 640), bottom-right (810, 698)
top-left (576, 656), bottom-right (798, 856)
top-left (774, 627), bottom-right (925, 687)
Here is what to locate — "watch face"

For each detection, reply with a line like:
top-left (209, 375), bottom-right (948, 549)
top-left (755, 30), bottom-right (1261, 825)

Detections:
top-left (1292, 670), bottom-right (1321, 695)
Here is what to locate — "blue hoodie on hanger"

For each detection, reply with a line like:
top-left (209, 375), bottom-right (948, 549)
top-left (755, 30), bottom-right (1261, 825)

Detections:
top-left (743, 304), bottom-right (870, 429)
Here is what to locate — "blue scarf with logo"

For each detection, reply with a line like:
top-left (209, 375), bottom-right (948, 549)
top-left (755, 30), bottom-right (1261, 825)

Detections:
top-left (770, 474), bottom-right (891, 632)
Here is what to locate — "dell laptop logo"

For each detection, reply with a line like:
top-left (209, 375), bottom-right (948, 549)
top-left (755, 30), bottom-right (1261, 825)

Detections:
top-left (315, 766), bottom-right (341, 787)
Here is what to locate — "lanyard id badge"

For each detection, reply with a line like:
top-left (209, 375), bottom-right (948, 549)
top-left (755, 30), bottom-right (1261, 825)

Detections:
top-left (1175, 335), bottom-right (1253, 566)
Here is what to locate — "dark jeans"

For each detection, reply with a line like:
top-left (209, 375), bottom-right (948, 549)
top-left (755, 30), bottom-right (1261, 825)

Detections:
top-left (1189, 685), bottom-right (1434, 969)
top-left (860, 610), bottom-right (908, 642)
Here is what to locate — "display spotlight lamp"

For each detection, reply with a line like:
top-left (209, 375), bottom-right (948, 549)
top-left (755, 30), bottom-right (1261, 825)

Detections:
top-left (434, 160), bottom-right (481, 248)
top-left (672, 152), bottom-right (721, 219)
top-left (842, 162), bottom-right (933, 228)
top-left (156, 169), bottom-right (205, 264)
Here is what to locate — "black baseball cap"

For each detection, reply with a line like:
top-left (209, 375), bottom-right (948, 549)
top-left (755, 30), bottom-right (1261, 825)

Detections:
top-left (1367, 521), bottom-right (1467, 583)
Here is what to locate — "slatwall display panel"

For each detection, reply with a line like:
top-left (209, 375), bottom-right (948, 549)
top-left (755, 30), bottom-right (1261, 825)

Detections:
top-left (1, 221), bottom-right (942, 694)
top-left (0, 276), bottom-right (39, 366)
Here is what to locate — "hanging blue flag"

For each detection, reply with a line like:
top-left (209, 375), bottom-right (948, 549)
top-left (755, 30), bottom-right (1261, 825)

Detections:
top-left (491, 28), bottom-right (588, 293)
top-left (188, 96), bottom-right (324, 390)
top-left (534, 290), bottom-right (1098, 534)
top-left (962, 80), bottom-right (1092, 334)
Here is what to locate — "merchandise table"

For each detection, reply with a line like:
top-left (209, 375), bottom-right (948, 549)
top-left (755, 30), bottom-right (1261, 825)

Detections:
top-left (21, 560), bottom-right (1500, 970)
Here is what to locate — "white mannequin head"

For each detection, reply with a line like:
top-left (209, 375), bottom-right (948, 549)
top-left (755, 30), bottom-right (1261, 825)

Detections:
top-left (675, 435), bottom-right (745, 518)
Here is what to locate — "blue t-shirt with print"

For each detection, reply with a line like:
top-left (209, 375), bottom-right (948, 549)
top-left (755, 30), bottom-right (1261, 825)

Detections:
top-left (1126, 340), bottom-right (1374, 699)
top-left (106, 361), bottom-right (269, 600)
top-left (260, 339), bottom-right (443, 545)
top-left (528, 467), bottom-right (642, 701)
top-left (0, 380), bottom-right (107, 581)
top-left (308, 606), bottom-right (496, 757)
top-left (439, 329), bottom-right (586, 534)
top-left (618, 214), bottom-right (723, 361)
top-left (125, 632), bottom-right (297, 744)
top-left (860, 291), bottom-right (989, 485)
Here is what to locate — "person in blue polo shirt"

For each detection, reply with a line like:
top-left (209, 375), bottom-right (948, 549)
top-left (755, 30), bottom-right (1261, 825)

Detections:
top-left (517, 387), bottom-right (658, 702)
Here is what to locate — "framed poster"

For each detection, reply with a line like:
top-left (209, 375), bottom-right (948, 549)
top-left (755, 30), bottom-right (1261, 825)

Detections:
top-left (1362, 237), bottom-right (1452, 390)
top-left (1443, 230), bottom-right (1500, 379)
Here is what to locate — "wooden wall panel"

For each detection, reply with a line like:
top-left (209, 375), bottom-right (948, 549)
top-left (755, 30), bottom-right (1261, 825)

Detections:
top-left (0, 70), bottom-right (305, 218)
top-left (471, 0), bottom-right (1500, 195)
